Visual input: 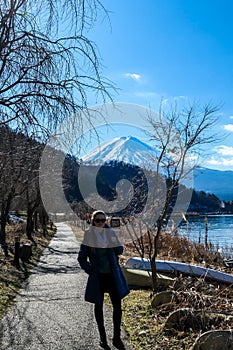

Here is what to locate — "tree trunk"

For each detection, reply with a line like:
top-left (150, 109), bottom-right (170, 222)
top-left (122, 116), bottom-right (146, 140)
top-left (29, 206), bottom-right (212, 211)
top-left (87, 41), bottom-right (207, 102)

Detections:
top-left (26, 207), bottom-right (34, 241)
top-left (0, 205), bottom-right (8, 257)
top-left (33, 211), bottom-right (38, 232)
top-left (151, 233), bottom-right (159, 293)
top-left (39, 208), bottom-right (48, 237)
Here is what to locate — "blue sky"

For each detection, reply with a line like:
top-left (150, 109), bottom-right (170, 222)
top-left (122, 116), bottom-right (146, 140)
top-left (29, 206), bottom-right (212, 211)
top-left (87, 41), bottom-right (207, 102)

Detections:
top-left (86, 0), bottom-right (233, 171)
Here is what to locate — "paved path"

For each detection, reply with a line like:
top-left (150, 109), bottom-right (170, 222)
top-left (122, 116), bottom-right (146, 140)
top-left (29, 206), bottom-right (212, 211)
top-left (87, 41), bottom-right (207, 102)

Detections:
top-left (0, 223), bottom-right (134, 350)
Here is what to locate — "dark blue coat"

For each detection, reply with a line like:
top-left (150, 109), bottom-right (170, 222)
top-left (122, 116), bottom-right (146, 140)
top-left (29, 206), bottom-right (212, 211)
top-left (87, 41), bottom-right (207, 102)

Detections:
top-left (78, 230), bottom-right (130, 305)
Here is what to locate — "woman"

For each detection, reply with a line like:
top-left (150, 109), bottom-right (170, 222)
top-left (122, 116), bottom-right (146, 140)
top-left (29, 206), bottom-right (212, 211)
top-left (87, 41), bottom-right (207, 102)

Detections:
top-left (78, 210), bottom-right (130, 350)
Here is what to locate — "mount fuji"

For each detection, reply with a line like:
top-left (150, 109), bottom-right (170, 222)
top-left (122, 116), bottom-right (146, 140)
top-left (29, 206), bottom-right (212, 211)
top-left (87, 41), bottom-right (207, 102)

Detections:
top-left (82, 135), bottom-right (233, 201)
top-left (82, 136), bottom-right (159, 168)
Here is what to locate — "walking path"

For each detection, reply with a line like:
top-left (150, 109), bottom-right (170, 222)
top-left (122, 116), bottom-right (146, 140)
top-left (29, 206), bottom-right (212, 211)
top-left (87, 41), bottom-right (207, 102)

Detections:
top-left (0, 223), bottom-right (134, 350)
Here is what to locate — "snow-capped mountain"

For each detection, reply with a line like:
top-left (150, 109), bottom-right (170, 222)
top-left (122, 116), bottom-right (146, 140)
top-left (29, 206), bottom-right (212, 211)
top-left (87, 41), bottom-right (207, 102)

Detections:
top-left (83, 136), bottom-right (233, 200)
top-left (82, 136), bottom-right (233, 201)
top-left (82, 136), bottom-right (159, 168)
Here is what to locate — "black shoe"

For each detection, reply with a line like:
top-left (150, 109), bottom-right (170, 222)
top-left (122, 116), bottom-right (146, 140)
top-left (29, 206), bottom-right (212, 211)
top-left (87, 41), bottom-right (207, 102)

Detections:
top-left (99, 341), bottom-right (111, 350)
top-left (112, 338), bottom-right (126, 350)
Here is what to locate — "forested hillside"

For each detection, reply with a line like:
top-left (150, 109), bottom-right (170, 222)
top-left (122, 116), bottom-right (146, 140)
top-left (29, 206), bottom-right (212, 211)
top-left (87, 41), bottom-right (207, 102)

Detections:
top-left (63, 156), bottom-right (233, 216)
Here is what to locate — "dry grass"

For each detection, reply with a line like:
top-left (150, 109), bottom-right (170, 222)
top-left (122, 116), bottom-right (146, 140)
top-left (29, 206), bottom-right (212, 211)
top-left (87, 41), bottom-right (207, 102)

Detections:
top-left (71, 222), bottom-right (233, 350)
top-left (122, 230), bottom-right (225, 269)
top-left (118, 228), bottom-right (233, 349)
top-left (121, 277), bottom-right (233, 350)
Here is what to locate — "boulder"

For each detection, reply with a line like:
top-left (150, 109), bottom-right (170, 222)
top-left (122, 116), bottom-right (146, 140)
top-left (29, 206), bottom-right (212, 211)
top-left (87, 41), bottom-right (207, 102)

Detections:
top-left (192, 330), bottom-right (233, 350)
top-left (165, 308), bottom-right (205, 331)
top-left (151, 291), bottom-right (173, 308)
top-left (165, 309), bottom-right (231, 332)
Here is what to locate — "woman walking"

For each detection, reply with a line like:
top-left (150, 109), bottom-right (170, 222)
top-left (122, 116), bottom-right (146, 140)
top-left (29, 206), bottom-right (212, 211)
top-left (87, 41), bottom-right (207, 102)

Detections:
top-left (78, 210), bottom-right (130, 350)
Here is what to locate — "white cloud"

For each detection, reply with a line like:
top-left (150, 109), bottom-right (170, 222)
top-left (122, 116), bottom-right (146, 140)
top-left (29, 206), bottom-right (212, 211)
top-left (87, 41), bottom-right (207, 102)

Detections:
top-left (205, 146), bottom-right (233, 170)
top-left (207, 157), bottom-right (233, 167)
top-left (229, 116), bottom-right (233, 119)
top-left (124, 73), bottom-right (141, 81)
top-left (207, 157), bottom-right (220, 166)
top-left (223, 124), bottom-right (233, 132)
top-left (214, 145), bottom-right (233, 156)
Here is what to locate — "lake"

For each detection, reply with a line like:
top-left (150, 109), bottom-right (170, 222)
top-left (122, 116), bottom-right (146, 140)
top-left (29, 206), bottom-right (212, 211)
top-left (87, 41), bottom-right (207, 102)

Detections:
top-left (178, 215), bottom-right (233, 257)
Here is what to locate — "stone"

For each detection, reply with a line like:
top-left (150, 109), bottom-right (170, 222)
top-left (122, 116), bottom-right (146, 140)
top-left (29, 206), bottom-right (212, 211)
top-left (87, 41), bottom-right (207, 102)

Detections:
top-left (164, 308), bottom-right (205, 331)
top-left (192, 330), bottom-right (233, 350)
top-left (151, 291), bottom-right (173, 308)
top-left (164, 309), bottom-right (231, 333)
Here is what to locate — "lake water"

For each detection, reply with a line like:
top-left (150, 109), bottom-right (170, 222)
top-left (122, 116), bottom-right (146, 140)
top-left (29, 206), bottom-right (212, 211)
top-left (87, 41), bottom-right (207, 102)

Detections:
top-left (178, 215), bottom-right (233, 257)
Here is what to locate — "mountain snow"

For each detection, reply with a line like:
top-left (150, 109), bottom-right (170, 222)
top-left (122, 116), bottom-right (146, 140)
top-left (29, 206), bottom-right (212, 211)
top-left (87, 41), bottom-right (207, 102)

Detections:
top-left (82, 136), bottom-right (159, 168)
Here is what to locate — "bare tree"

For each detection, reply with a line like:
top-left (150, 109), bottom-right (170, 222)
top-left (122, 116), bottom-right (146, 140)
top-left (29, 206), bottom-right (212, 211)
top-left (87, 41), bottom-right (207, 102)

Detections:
top-left (0, 0), bottom-right (112, 252)
top-left (142, 102), bottom-right (220, 292)
top-left (21, 138), bottom-right (43, 240)
top-left (0, 127), bottom-right (28, 255)
top-left (0, 0), bottom-right (112, 135)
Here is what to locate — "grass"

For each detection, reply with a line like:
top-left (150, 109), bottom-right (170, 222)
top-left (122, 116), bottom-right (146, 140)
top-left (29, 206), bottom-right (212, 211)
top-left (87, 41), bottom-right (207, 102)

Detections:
top-left (0, 223), bottom-right (56, 319)
top-left (122, 229), bottom-right (225, 267)
top-left (71, 222), bottom-right (233, 350)
top-left (121, 230), bottom-right (233, 350)
top-left (120, 278), bottom-right (233, 349)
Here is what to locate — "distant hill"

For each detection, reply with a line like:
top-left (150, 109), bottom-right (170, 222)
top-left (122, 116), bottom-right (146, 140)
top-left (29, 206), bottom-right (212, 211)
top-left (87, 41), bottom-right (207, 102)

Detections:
top-left (194, 168), bottom-right (233, 201)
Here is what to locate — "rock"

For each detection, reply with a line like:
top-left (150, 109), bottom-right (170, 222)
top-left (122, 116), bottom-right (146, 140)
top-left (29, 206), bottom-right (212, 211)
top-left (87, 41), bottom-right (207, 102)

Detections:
top-left (164, 309), bottom-right (231, 332)
top-left (121, 267), bottom-right (175, 288)
top-left (164, 308), bottom-right (205, 331)
top-left (151, 291), bottom-right (173, 308)
top-left (192, 330), bottom-right (233, 350)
